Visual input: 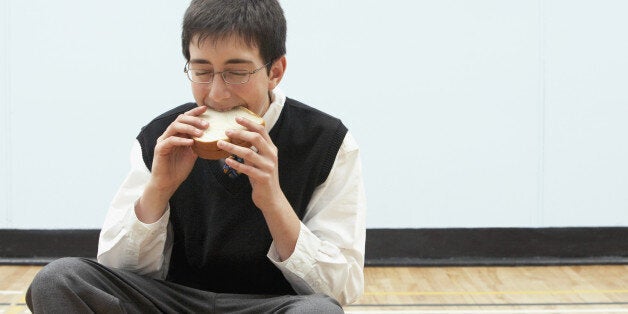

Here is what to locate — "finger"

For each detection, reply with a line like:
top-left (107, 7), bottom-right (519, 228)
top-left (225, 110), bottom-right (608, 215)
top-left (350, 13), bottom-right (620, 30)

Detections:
top-left (185, 105), bottom-right (208, 116)
top-left (225, 129), bottom-right (275, 157)
top-left (177, 113), bottom-right (209, 131)
top-left (155, 136), bottom-right (194, 154)
top-left (235, 116), bottom-right (272, 142)
top-left (167, 106), bottom-right (209, 136)
top-left (217, 140), bottom-right (265, 165)
top-left (224, 154), bottom-right (267, 181)
top-left (217, 140), bottom-right (275, 176)
top-left (163, 109), bottom-right (211, 140)
top-left (162, 121), bottom-right (204, 140)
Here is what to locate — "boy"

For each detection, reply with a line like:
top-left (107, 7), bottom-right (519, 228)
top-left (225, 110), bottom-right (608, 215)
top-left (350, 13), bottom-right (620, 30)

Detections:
top-left (27, 0), bottom-right (365, 312)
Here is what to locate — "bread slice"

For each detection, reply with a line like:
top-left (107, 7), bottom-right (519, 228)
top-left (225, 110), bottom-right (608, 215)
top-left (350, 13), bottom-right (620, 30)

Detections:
top-left (192, 106), bottom-right (265, 160)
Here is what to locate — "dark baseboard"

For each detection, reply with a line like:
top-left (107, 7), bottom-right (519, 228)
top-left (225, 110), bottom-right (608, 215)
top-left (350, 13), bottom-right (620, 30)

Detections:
top-left (0, 229), bottom-right (98, 265)
top-left (1, 227), bottom-right (627, 266)
top-left (366, 227), bottom-right (628, 266)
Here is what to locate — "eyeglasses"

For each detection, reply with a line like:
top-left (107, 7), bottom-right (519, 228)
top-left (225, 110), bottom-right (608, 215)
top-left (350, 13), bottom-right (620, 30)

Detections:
top-left (184, 62), bottom-right (270, 85)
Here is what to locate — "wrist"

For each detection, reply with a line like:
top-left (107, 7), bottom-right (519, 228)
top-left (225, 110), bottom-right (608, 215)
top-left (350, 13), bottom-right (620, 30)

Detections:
top-left (257, 192), bottom-right (290, 214)
top-left (135, 181), bottom-right (174, 224)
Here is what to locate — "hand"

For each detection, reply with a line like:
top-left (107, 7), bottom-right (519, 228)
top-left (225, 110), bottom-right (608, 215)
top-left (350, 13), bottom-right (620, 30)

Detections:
top-left (150, 105), bottom-right (208, 196)
top-left (217, 116), bottom-right (286, 212)
top-left (218, 116), bottom-right (301, 260)
top-left (137, 105), bottom-right (208, 223)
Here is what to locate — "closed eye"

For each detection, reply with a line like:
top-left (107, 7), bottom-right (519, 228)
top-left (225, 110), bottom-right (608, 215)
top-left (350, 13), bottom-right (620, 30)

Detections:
top-left (193, 70), bottom-right (212, 76)
top-left (227, 71), bottom-right (248, 77)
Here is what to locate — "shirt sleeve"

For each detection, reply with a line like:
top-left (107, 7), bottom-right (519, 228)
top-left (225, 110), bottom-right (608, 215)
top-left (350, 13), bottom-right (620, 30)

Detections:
top-left (267, 132), bottom-right (367, 305)
top-left (97, 140), bottom-right (173, 279)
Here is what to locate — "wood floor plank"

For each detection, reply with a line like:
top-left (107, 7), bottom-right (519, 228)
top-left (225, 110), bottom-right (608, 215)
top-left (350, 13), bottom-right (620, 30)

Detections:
top-left (2, 264), bottom-right (628, 312)
top-left (352, 265), bottom-right (628, 310)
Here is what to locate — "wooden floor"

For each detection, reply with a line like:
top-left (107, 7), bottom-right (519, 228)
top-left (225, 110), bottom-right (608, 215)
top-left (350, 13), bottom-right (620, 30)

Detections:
top-left (2, 265), bottom-right (628, 313)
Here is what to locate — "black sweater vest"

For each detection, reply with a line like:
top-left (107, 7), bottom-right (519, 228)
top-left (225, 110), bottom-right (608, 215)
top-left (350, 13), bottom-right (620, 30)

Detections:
top-left (136, 98), bottom-right (347, 294)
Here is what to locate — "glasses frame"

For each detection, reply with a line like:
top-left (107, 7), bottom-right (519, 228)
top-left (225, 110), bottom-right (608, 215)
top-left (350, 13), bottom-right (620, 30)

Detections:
top-left (184, 62), bottom-right (271, 85)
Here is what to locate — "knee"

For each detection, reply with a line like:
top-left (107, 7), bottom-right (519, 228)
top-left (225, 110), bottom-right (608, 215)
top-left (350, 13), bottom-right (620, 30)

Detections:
top-left (29, 257), bottom-right (92, 292)
top-left (288, 294), bottom-right (343, 314)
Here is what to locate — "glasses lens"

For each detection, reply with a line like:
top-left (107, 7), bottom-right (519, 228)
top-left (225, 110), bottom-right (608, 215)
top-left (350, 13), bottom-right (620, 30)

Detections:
top-left (223, 71), bottom-right (249, 84)
top-left (187, 68), bottom-right (213, 83)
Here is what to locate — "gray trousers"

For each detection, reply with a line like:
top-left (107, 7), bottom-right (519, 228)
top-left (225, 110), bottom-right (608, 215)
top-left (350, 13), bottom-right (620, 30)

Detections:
top-left (26, 257), bottom-right (343, 314)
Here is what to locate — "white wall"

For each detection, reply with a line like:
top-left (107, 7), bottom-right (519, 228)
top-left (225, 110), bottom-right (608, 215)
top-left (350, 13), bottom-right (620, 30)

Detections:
top-left (1, 1), bottom-right (627, 229)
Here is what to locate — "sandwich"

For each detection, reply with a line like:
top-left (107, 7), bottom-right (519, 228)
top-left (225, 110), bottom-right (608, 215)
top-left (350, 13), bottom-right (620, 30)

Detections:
top-left (192, 106), bottom-right (265, 160)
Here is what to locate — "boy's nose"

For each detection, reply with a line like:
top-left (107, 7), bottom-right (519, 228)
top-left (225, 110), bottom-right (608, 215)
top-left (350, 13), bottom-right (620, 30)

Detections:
top-left (208, 74), bottom-right (231, 103)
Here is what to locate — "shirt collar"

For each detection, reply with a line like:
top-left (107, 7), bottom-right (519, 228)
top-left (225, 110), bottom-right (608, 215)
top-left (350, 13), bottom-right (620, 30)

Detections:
top-left (262, 88), bottom-right (286, 132)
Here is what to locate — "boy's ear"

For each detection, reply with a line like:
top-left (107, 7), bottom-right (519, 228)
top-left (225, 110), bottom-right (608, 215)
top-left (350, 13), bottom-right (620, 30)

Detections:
top-left (268, 55), bottom-right (287, 90)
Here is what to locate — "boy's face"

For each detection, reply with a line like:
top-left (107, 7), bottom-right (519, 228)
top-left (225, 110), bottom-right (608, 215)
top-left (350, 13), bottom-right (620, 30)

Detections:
top-left (187, 35), bottom-right (284, 117)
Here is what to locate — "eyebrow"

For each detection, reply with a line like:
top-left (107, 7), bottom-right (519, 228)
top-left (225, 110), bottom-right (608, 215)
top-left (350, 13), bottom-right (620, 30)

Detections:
top-left (188, 58), bottom-right (255, 65)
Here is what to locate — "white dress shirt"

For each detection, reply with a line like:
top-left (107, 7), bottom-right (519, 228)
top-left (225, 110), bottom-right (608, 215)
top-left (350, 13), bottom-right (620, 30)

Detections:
top-left (97, 89), bottom-right (367, 305)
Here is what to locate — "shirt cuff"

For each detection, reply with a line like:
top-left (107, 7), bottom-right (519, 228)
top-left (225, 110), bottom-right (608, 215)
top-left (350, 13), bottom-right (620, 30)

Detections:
top-left (128, 200), bottom-right (171, 233)
top-left (267, 222), bottom-right (323, 294)
top-left (118, 201), bottom-right (170, 270)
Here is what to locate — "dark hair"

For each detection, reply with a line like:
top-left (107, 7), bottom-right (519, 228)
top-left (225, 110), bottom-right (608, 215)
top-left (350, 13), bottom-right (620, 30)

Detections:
top-left (182, 0), bottom-right (287, 67)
